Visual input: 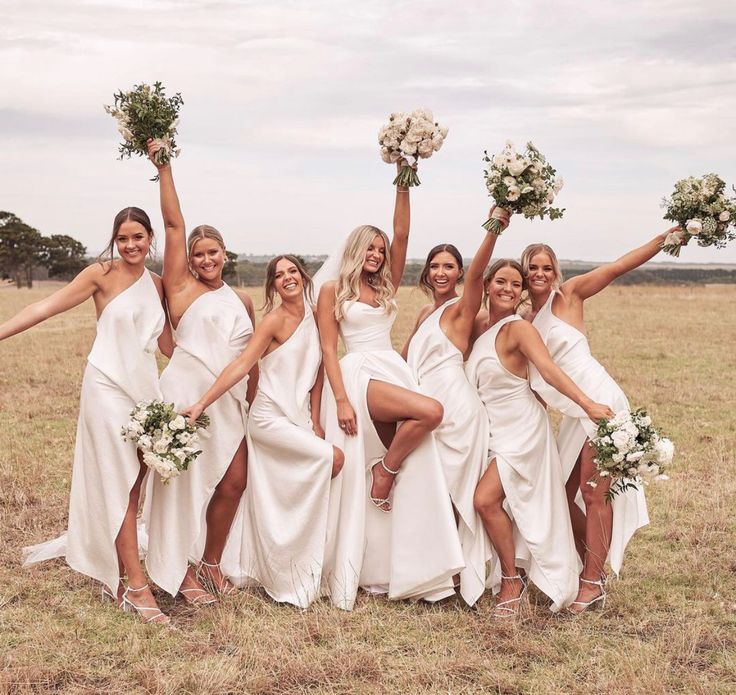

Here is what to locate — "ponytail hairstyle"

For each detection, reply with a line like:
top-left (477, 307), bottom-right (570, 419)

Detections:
top-left (262, 254), bottom-right (315, 313)
top-left (334, 225), bottom-right (394, 321)
top-left (98, 207), bottom-right (154, 273)
top-left (418, 244), bottom-right (464, 296)
top-left (483, 258), bottom-right (525, 312)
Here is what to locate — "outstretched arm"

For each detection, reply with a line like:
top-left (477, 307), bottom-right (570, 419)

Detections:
top-left (564, 227), bottom-right (679, 301)
top-left (147, 140), bottom-right (190, 290)
top-left (512, 321), bottom-right (614, 422)
top-left (0, 264), bottom-right (99, 341)
top-left (389, 162), bottom-right (411, 291)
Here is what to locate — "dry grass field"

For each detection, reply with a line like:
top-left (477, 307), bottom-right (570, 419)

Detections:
top-left (1, 282), bottom-right (735, 694)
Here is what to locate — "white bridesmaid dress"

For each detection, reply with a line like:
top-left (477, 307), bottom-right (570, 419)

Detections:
top-left (406, 298), bottom-right (491, 606)
top-left (530, 291), bottom-right (649, 575)
top-left (240, 307), bottom-right (333, 607)
top-left (145, 283), bottom-right (253, 596)
top-left (465, 314), bottom-right (578, 612)
top-left (23, 271), bottom-right (165, 595)
top-left (321, 300), bottom-right (464, 611)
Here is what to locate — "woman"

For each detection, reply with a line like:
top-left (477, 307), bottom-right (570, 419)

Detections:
top-left (10, 207), bottom-right (173, 624)
top-left (316, 164), bottom-right (464, 611)
top-left (400, 206), bottom-right (509, 606)
top-left (520, 229), bottom-right (678, 612)
top-left (182, 255), bottom-right (343, 608)
top-left (144, 141), bottom-right (258, 604)
top-left (466, 259), bottom-right (613, 616)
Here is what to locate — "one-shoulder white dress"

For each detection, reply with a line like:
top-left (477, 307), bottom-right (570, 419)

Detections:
top-left (465, 314), bottom-right (578, 612)
top-left (145, 283), bottom-right (253, 596)
top-left (406, 298), bottom-right (491, 606)
top-left (23, 271), bottom-right (165, 594)
top-left (240, 307), bottom-right (333, 607)
top-left (530, 291), bottom-right (649, 575)
top-left (321, 300), bottom-right (464, 611)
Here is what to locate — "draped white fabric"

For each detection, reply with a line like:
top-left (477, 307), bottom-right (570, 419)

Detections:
top-left (22, 272), bottom-right (164, 593)
top-left (239, 307), bottom-right (333, 607)
top-left (321, 300), bottom-right (464, 610)
top-left (406, 298), bottom-right (491, 606)
top-left (465, 314), bottom-right (578, 612)
top-left (529, 291), bottom-right (649, 575)
top-left (145, 284), bottom-right (253, 596)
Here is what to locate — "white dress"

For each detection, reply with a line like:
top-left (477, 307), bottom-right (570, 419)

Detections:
top-left (321, 300), bottom-right (464, 611)
top-left (465, 314), bottom-right (578, 612)
top-left (240, 308), bottom-right (333, 608)
top-left (406, 298), bottom-right (491, 606)
top-left (145, 284), bottom-right (253, 596)
top-left (22, 271), bottom-right (165, 594)
top-left (530, 291), bottom-right (649, 575)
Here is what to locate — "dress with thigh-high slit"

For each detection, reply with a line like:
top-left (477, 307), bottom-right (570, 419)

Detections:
top-left (321, 299), bottom-right (464, 611)
top-left (529, 290), bottom-right (649, 575)
top-left (22, 271), bottom-right (165, 593)
top-left (145, 283), bottom-right (252, 596)
top-left (406, 297), bottom-right (492, 606)
top-left (465, 313), bottom-right (578, 612)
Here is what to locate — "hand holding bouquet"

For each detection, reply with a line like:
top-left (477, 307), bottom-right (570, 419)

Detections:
top-left (105, 81), bottom-right (183, 180)
top-left (661, 174), bottom-right (736, 256)
top-left (482, 141), bottom-right (564, 234)
top-left (121, 400), bottom-right (210, 484)
top-left (378, 108), bottom-right (448, 187)
top-left (589, 408), bottom-right (673, 501)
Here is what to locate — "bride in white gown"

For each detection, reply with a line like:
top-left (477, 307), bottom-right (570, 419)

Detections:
top-left (466, 260), bottom-right (613, 616)
top-left (183, 256), bottom-right (343, 608)
top-left (316, 164), bottom-right (464, 610)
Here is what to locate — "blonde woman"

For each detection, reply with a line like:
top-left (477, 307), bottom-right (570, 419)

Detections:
top-left (144, 141), bottom-right (258, 604)
top-left (316, 164), bottom-right (463, 610)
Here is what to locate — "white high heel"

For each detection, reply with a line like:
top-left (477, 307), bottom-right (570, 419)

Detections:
top-left (369, 457), bottom-right (399, 513)
top-left (568, 576), bottom-right (607, 614)
top-left (493, 574), bottom-right (528, 619)
top-left (121, 583), bottom-right (170, 624)
top-left (196, 560), bottom-right (236, 596)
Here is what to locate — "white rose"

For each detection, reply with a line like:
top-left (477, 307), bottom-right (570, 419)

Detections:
top-left (138, 434), bottom-right (153, 450)
top-left (506, 185), bottom-right (521, 202)
top-left (638, 415), bottom-right (652, 426)
top-left (612, 452), bottom-right (625, 463)
top-left (493, 153), bottom-right (507, 167)
top-left (719, 210), bottom-right (730, 222)
top-left (169, 415), bottom-right (186, 431)
top-left (686, 219), bottom-right (702, 235)
top-left (503, 176), bottom-right (517, 187)
top-left (507, 158), bottom-right (529, 176)
top-left (653, 438), bottom-right (675, 465)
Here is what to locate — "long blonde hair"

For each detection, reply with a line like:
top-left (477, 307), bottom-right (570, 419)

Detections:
top-left (335, 225), bottom-right (395, 321)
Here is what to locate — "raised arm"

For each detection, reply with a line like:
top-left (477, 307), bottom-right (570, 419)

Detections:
top-left (147, 140), bottom-right (190, 289)
top-left (564, 227), bottom-right (679, 301)
top-left (0, 264), bottom-right (99, 341)
top-left (512, 321), bottom-right (614, 422)
top-left (389, 162), bottom-right (411, 290)
top-left (317, 282), bottom-right (357, 436)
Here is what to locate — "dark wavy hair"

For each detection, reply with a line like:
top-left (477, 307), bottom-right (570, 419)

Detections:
top-left (97, 207), bottom-right (154, 273)
top-left (418, 244), bottom-right (464, 296)
top-left (262, 255), bottom-right (314, 312)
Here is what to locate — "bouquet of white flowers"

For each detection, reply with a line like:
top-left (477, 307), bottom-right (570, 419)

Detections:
top-left (105, 81), bottom-right (183, 181)
top-left (661, 174), bottom-right (736, 256)
top-left (589, 408), bottom-right (673, 501)
top-left (481, 141), bottom-right (564, 234)
top-left (378, 108), bottom-right (448, 187)
top-left (121, 400), bottom-right (209, 484)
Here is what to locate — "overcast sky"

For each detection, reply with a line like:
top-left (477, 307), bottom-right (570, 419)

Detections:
top-left (2, 0), bottom-right (735, 263)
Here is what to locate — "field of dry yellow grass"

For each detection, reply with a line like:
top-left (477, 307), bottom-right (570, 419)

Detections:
top-left (1, 282), bottom-right (735, 694)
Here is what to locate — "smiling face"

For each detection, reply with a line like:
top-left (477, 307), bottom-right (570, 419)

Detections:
top-left (115, 220), bottom-right (152, 265)
top-left (362, 234), bottom-right (386, 274)
top-left (427, 250), bottom-right (463, 295)
top-left (525, 251), bottom-right (557, 297)
top-left (190, 237), bottom-right (225, 282)
top-left (273, 257), bottom-right (303, 300)
top-left (486, 265), bottom-right (523, 313)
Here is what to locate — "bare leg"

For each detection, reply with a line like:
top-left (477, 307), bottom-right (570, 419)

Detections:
top-left (565, 454), bottom-right (587, 561)
top-left (365, 380), bottom-right (443, 510)
top-left (331, 445), bottom-right (345, 479)
top-left (114, 460), bottom-right (165, 620)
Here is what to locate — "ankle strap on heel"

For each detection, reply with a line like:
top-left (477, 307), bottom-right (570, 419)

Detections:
top-left (580, 576), bottom-right (605, 588)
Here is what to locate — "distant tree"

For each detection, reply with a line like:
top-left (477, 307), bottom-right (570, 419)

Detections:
top-left (0, 211), bottom-right (45, 288)
top-left (223, 250), bottom-right (239, 284)
top-left (41, 234), bottom-right (88, 280)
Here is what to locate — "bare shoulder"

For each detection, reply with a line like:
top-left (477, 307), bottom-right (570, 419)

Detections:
top-left (508, 316), bottom-right (539, 341)
top-left (318, 281), bottom-right (337, 304)
top-left (417, 302), bottom-right (434, 322)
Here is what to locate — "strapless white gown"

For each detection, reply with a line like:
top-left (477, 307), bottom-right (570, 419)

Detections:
top-left (530, 291), bottom-right (649, 575)
top-left (321, 300), bottom-right (464, 610)
top-left (145, 284), bottom-right (253, 596)
top-left (465, 314), bottom-right (578, 612)
top-left (240, 308), bottom-right (333, 607)
top-left (22, 271), bottom-right (165, 594)
top-left (406, 298), bottom-right (491, 607)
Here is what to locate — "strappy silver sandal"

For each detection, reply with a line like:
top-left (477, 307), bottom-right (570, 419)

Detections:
top-left (568, 576), bottom-right (606, 614)
top-left (121, 583), bottom-right (170, 624)
top-left (196, 560), bottom-right (237, 596)
top-left (493, 574), bottom-right (528, 619)
top-left (369, 457), bottom-right (399, 513)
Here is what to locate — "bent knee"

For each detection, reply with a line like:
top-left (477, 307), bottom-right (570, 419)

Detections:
top-left (331, 446), bottom-right (344, 479)
top-left (421, 398), bottom-right (444, 430)
top-left (473, 490), bottom-right (502, 519)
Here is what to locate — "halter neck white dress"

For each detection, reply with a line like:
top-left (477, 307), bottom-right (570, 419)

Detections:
top-left (22, 271), bottom-right (165, 594)
top-left (530, 291), bottom-right (649, 575)
top-left (321, 300), bottom-right (464, 611)
top-left (145, 283), bottom-right (253, 596)
top-left (406, 298), bottom-right (491, 607)
top-left (465, 314), bottom-right (578, 612)
top-left (239, 307), bottom-right (333, 607)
